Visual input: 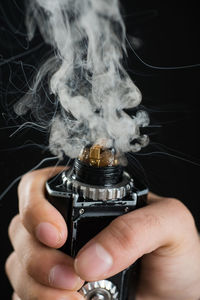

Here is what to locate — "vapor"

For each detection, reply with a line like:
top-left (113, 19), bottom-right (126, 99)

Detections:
top-left (14, 0), bottom-right (149, 159)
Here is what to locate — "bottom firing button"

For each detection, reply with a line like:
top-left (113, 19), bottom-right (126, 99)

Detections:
top-left (79, 280), bottom-right (119, 300)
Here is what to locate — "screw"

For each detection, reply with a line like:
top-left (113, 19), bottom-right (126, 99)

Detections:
top-left (124, 207), bottom-right (129, 213)
top-left (79, 208), bottom-right (85, 215)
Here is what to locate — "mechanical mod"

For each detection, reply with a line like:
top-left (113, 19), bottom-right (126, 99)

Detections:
top-left (46, 145), bottom-right (148, 300)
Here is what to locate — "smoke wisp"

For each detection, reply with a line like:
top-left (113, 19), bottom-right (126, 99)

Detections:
top-left (15, 0), bottom-right (149, 159)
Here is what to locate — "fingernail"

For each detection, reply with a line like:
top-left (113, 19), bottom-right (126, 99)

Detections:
top-left (75, 243), bottom-right (113, 279)
top-left (36, 222), bottom-right (61, 246)
top-left (49, 264), bottom-right (81, 290)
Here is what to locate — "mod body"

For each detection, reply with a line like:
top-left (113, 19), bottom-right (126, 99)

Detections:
top-left (46, 156), bottom-right (148, 300)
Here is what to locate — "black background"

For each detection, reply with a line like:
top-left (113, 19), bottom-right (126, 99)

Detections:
top-left (0, 0), bottom-right (200, 298)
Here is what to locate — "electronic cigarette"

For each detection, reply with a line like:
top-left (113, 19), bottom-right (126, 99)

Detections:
top-left (46, 144), bottom-right (148, 300)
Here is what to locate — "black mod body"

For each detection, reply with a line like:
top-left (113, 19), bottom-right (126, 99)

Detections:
top-left (46, 159), bottom-right (148, 300)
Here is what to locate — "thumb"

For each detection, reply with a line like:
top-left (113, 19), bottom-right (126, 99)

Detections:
top-left (74, 197), bottom-right (195, 281)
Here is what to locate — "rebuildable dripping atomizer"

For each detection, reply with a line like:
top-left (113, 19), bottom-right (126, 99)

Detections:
top-left (46, 145), bottom-right (148, 300)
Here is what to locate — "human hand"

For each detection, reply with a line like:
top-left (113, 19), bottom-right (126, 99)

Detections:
top-left (5, 167), bottom-right (200, 300)
top-left (6, 167), bottom-right (84, 300)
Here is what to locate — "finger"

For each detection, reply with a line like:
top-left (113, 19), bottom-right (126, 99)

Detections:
top-left (9, 215), bottom-right (84, 291)
top-left (74, 198), bottom-right (197, 281)
top-left (18, 166), bottom-right (67, 248)
top-left (5, 252), bottom-right (84, 300)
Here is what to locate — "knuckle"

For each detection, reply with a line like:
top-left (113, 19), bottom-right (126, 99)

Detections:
top-left (8, 214), bottom-right (20, 240)
top-left (18, 170), bottom-right (41, 199)
top-left (109, 216), bottom-right (139, 254)
top-left (109, 211), bottom-right (162, 258)
top-left (5, 252), bottom-right (15, 276)
top-left (5, 253), bottom-right (38, 300)
top-left (20, 200), bottom-right (42, 230)
top-left (164, 197), bottom-right (182, 208)
top-left (164, 198), bottom-right (196, 232)
top-left (165, 197), bottom-right (183, 208)
top-left (165, 197), bottom-right (194, 223)
top-left (18, 172), bottom-right (33, 195)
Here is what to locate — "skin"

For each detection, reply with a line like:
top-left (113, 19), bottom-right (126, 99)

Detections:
top-left (5, 167), bottom-right (200, 300)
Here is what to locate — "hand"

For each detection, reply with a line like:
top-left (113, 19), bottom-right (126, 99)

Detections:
top-left (5, 167), bottom-right (200, 300)
top-left (6, 167), bottom-right (84, 300)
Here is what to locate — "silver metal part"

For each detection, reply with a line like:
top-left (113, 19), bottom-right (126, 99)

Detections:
top-left (62, 172), bottom-right (134, 201)
top-left (79, 208), bottom-right (85, 215)
top-left (79, 280), bottom-right (118, 300)
top-left (124, 207), bottom-right (129, 212)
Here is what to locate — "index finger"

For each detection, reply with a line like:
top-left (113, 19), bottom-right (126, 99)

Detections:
top-left (18, 166), bottom-right (68, 248)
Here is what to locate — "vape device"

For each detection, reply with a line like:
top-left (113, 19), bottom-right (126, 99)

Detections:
top-left (46, 145), bottom-right (148, 300)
